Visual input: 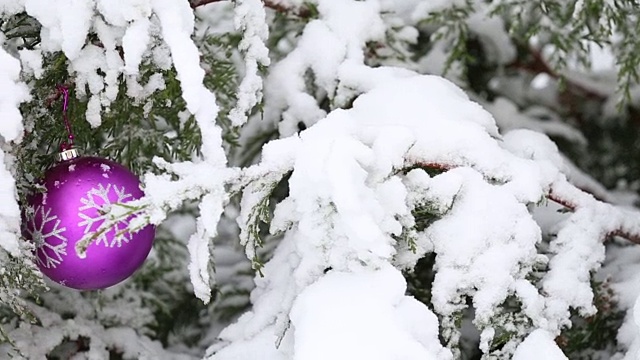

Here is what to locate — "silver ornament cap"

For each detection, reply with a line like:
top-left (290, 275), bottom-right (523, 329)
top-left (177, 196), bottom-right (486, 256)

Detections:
top-left (56, 148), bottom-right (79, 162)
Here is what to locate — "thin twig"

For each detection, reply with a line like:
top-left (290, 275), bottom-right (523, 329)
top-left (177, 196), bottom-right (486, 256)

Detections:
top-left (609, 229), bottom-right (640, 245)
top-left (546, 191), bottom-right (577, 211)
top-left (190, 0), bottom-right (224, 9)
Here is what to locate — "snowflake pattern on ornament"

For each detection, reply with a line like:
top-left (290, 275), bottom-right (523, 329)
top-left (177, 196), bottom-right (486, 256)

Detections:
top-left (78, 183), bottom-right (133, 248)
top-left (25, 205), bottom-right (68, 269)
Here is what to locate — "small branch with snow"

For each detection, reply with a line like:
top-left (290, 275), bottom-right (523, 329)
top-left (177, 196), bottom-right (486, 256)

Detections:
top-left (414, 161), bottom-right (640, 246)
top-left (74, 201), bottom-right (149, 257)
top-left (261, 0), bottom-right (313, 18)
top-left (547, 185), bottom-right (640, 245)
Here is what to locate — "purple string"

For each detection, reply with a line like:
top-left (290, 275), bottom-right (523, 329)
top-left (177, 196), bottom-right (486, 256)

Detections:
top-left (56, 85), bottom-right (74, 151)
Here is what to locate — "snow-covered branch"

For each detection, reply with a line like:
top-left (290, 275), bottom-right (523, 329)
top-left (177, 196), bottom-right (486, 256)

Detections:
top-left (413, 161), bottom-right (640, 247)
top-left (191, 0), bottom-right (314, 18)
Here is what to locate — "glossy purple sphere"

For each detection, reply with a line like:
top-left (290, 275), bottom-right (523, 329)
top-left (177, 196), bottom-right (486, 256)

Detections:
top-left (24, 156), bottom-right (155, 290)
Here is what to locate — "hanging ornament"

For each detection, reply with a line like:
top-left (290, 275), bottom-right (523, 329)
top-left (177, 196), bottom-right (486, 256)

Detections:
top-left (23, 86), bottom-right (155, 290)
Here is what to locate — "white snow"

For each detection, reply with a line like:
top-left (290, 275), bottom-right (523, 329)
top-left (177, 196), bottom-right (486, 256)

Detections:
top-left (97, 0), bottom-right (151, 27)
top-left (513, 330), bottom-right (568, 360)
top-left (0, 43), bottom-right (30, 142)
top-left (289, 265), bottom-right (451, 360)
top-left (0, 148), bottom-right (22, 256)
top-left (122, 18), bottom-right (151, 76)
top-left (0, 42), bottom-right (29, 257)
top-left (228, 0), bottom-right (270, 127)
top-left (0, 0), bottom-right (24, 16)
top-left (24, 0), bottom-right (93, 60)
top-left (597, 244), bottom-right (640, 359)
top-left (19, 49), bottom-right (44, 78)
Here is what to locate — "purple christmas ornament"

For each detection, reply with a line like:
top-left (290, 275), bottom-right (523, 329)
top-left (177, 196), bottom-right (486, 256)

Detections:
top-left (23, 152), bottom-right (155, 290)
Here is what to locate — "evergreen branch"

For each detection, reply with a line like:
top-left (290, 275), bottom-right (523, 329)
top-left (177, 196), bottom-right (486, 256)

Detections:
top-left (75, 203), bottom-right (149, 257)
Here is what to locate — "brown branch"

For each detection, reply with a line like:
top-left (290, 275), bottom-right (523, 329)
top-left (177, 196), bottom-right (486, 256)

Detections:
top-left (546, 190), bottom-right (577, 211)
top-left (609, 229), bottom-right (640, 245)
top-left (414, 161), bottom-right (455, 172)
top-left (190, 0), bottom-right (224, 9)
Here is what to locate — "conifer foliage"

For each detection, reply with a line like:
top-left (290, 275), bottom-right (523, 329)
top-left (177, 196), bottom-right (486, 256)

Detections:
top-left (0, 0), bottom-right (639, 359)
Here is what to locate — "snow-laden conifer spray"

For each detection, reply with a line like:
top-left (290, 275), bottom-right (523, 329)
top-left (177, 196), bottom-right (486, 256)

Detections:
top-left (23, 86), bottom-right (155, 290)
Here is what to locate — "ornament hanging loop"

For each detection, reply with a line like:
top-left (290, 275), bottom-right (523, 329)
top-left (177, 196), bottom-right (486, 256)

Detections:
top-left (55, 85), bottom-right (78, 162)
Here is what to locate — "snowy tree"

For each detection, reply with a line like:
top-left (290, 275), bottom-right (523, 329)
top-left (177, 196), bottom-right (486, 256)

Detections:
top-left (0, 0), bottom-right (639, 359)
